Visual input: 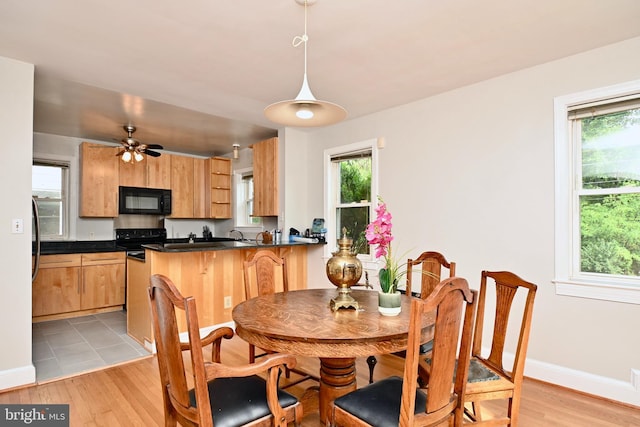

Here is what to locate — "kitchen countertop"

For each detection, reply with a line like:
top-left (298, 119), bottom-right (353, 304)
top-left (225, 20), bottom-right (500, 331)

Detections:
top-left (34, 237), bottom-right (325, 256)
top-left (35, 240), bottom-right (124, 255)
top-left (143, 239), bottom-right (324, 253)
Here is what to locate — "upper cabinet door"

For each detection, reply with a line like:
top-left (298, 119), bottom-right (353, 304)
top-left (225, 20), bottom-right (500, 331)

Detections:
top-left (119, 156), bottom-right (148, 188)
top-left (193, 157), bottom-right (207, 219)
top-left (119, 154), bottom-right (171, 189)
top-left (170, 155), bottom-right (195, 218)
top-left (252, 137), bottom-right (279, 216)
top-left (79, 142), bottom-right (119, 217)
top-left (147, 154), bottom-right (172, 189)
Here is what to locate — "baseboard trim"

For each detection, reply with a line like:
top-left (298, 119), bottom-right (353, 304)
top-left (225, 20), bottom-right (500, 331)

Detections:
top-left (525, 357), bottom-right (640, 407)
top-left (0, 363), bottom-right (36, 391)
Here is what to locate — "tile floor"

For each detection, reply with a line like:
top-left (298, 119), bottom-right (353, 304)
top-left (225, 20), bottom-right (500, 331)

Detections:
top-left (32, 310), bottom-right (151, 382)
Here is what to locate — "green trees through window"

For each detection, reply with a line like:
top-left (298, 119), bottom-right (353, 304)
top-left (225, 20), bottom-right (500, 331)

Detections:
top-left (579, 107), bottom-right (640, 276)
top-left (336, 156), bottom-right (371, 255)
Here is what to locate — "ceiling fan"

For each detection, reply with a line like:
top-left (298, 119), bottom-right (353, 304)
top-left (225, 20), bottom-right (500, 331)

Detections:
top-left (116, 125), bottom-right (163, 162)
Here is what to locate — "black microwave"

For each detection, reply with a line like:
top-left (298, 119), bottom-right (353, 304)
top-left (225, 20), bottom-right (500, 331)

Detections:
top-left (118, 186), bottom-right (172, 215)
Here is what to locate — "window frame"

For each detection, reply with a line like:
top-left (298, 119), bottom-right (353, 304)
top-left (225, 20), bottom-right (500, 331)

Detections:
top-left (554, 79), bottom-right (640, 304)
top-left (233, 167), bottom-right (262, 228)
top-left (32, 159), bottom-right (70, 241)
top-left (324, 139), bottom-right (379, 266)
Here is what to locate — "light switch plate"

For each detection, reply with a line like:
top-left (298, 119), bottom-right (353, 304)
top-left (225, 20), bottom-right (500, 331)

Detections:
top-left (12, 218), bottom-right (23, 234)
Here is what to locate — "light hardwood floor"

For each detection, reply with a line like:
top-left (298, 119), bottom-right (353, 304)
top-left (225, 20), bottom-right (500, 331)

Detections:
top-left (1, 332), bottom-right (638, 426)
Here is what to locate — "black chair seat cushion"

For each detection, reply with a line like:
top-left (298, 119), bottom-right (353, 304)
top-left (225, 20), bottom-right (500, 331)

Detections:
top-left (333, 376), bottom-right (426, 427)
top-left (189, 375), bottom-right (298, 427)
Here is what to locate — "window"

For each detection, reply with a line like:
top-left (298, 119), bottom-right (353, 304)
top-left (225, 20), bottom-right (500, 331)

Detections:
top-left (234, 169), bottom-right (262, 227)
top-left (325, 140), bottom-right (378, 260)
top-left (32, 160), bottom-right (69, 240)
top-left (554, 80), bottom-right (640, 304)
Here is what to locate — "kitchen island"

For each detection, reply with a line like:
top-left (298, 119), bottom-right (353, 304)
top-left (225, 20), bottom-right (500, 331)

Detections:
top-left (127, 240), bottom-right (321, 350)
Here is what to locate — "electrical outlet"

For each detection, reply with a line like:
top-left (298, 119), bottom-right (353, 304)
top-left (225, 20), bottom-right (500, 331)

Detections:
top-left (224, 296), bottom-right (232, 309)
top-left (89, 232), bottom-right (95, 240)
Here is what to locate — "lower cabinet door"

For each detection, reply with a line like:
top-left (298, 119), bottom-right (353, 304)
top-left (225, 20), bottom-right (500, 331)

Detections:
top-left (32, 267), bottom-right (82, 317)
top-left (81, 263), bottom-right (126, 310)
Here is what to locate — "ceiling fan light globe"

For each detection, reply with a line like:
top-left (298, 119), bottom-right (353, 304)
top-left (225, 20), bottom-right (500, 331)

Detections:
top-left (134, 152), bottom-right (144, 162)
top-left (121, 151), bottom-right (132, 162)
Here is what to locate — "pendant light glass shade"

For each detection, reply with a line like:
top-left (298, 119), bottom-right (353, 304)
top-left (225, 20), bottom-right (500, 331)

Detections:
top-left (264, 0), bottom-right (346, 127)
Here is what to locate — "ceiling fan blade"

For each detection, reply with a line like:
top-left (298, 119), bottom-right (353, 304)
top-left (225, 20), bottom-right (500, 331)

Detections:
top-left (145, 150), bottom-right (162, 157)
top-left (145, 144), bottom-right (163, 150)
top-left (115, 149), bottom-right (125, 156)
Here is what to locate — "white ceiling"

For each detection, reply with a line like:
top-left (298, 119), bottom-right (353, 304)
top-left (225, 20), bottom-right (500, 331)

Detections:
top-left (1, 0), bottom-right (640, 157)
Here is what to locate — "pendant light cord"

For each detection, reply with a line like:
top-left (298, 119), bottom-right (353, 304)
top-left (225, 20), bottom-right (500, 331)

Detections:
top-left (292, 0), bottom-right (309, 76)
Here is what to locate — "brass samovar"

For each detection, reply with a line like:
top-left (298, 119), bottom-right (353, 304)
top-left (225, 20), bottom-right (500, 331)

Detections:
top-left (326, 228), bottom-right (363, 310)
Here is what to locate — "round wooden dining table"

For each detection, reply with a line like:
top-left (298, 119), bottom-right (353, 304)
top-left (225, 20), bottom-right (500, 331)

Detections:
top-left (232, 288), bottom-right (435, 423)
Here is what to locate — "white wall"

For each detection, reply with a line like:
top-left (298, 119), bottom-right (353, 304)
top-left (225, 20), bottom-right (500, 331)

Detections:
top-left (0, 56), bottom-right (35, 388)
top-left (284, 37), bottom-right (640, 405)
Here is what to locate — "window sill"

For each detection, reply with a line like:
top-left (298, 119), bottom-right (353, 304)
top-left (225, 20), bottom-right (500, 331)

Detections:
top-left (553, 279), bottom-right (640, 305)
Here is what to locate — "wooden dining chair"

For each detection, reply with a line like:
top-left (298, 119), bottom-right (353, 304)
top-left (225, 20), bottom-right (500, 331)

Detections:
top-left (405, 251), bottom-right (456, 299)
top-left (331, 277), bottom-right (477, 427)
top-left (243, 249), bottom-right (318, 386)
top-left (460, 270), bottom-right (537, 426)
top-left (148, 274), bottom-right (303, 427)
top-left (367, 251), bottom-right (456, 384)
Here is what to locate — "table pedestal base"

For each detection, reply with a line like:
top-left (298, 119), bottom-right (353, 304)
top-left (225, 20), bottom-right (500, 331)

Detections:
top-left (319, 357), bottom-right (357, 424)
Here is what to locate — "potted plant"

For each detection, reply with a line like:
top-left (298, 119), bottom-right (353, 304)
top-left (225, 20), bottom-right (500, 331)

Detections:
top-left (365, 197), bottom-right (406, 316)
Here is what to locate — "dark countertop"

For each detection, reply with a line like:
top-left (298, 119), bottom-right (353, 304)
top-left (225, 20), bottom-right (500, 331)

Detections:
top-left (34, 237), bottom-right (324, 256)
top-left (143, 239), bottom-right (324, 253)
top-left (35, 240), bottom-right (124, 255)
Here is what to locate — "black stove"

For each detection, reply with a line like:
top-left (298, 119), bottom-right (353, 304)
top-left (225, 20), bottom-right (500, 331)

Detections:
top-left (115, 228), bottom-right (167, 260)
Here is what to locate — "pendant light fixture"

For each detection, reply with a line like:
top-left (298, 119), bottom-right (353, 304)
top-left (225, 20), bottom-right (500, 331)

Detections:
top-left (264, 0), bottom-right (347, 127)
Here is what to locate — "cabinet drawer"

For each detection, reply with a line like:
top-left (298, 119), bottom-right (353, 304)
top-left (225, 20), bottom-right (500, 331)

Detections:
top-left (82, 251), bottom-right (126, 266)
top-left (38, 254), bottom-right (82, 269)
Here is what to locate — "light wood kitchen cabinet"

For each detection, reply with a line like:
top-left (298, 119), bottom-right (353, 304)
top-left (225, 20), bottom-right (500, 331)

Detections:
top-left (170, 155), bottom-right (210, 218)
top-left (208, 157), bottom-right (232, 219)
top-left (32, 252), bottom-right (126, 321)
top-left (193, 157), bottom-right (207, 218)
top-left (81, 252), bottom-right (126, 310)
top-left (119, 154), bottom-right (172, 189)
top-left (126, 257), bottom-right (152, 347)
top-left (119, 157), bottom-right (147, 188)
top-left (79, 142), bottom-right (119, 217)
top-left (170, 155), bottom-right (195, 218)
top-left (147, 154), bottom-right (172, 189)
top-left (252, 137), bottom-right (279, 216)
top-left (32, 254), bottom-right (82, 317)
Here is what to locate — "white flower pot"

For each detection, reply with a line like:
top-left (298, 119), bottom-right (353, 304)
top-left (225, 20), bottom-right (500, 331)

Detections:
top-left (378, 291), bottom-right (401, 316)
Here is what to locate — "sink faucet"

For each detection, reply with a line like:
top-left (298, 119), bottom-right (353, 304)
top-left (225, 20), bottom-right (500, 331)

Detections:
top-left (229, 229), bottom-right (244, 241)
